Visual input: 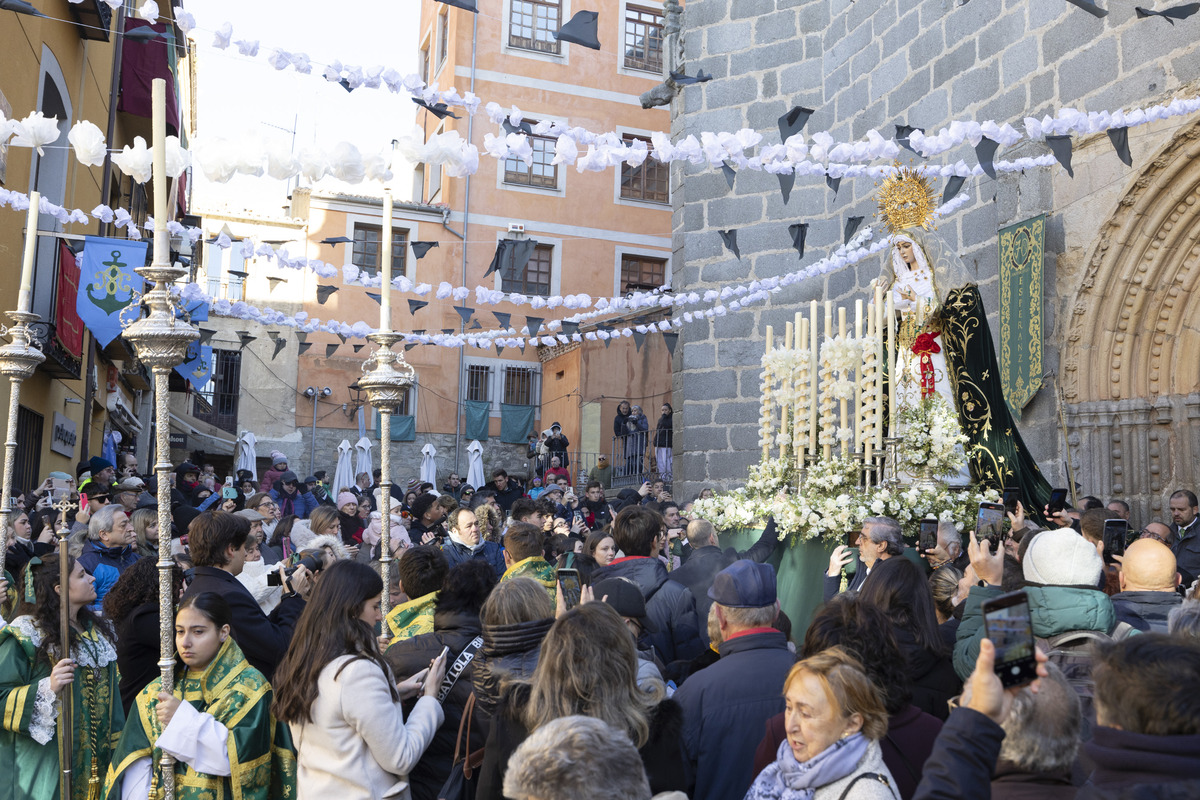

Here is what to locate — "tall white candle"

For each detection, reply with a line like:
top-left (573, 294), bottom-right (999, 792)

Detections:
top-left (887, 290), bottom-right (896, 435)
top-left (809, 300), bottom-right (818, 456)
top-left (875, 285), bottom-right (884, 449)
top-left (152, 80), bottom-right (168, 267)
top-left (17, 191), bottom-right (40, 314)
top-left (763, 325), bottom-right (774, 462)
top-left (381, 191), bottom-right (394, 332)
top-left (854, 299), bottom-right (863, 453)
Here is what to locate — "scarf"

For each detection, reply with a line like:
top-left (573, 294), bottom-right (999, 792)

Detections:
top-left (449, 531), bottom-right (484, 553)
top-left (745, 733), bottom-right (870, 800)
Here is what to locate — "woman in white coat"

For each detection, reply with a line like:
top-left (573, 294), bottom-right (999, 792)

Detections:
top-left (273, 560), bottom-right (449, 799)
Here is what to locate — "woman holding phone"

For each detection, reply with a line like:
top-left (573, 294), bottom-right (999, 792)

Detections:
top-left (273, 560), bottom-right (447, 800)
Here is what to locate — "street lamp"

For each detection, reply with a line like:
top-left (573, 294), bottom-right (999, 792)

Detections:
top-left (305, 386), bottom-right (331, 475)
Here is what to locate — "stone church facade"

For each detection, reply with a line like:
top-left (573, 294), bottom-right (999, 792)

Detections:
top-left (668, 0), bottom-right (1200, 524)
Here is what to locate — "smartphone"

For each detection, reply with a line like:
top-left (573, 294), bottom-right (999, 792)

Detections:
top-left (1103, 519), bottom-right (1128, 559)
top-left (976, 502), bottom-right (1006, 550)
top-left (434, 645), bottom-right (450, 664)
top-left (982, 590), bottom-right (1039, 688)
top-left (50, 477), bottom-right (70, 501)
top-left (1048, 487), bottom-right (1069, 513)
top-left (844, 530), bottom-right (861, 549)
top-left (1002, 487), bottom-right (1020, 515)
top-left (79, 492), bottom-right (89, 508)
top-left (919, 518), bottom-right (939, 554)
top-left (557, 568), bottom-right (582, 610)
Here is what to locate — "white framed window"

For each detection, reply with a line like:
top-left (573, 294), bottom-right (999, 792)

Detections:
top-left (463, 356), bottom-right (542, 415)
top-left (496, 113), bottom-right (568, 197)
top-left (493, 232), bottom-right (563, 298)
top-left (419, 39), bottom-right (431, 84)
top-left (341, 212), bottom-right (420, 282)
top-left (501, 0), bottom-right (572, 65)
top-left (622, 2), bottom-right (664, 73)
top-left (203, 241), bottom-right (246, 301)
top-left (436, 8), bottom-right (450, 73)
top-left (612, 245), bottom-right (671, 297)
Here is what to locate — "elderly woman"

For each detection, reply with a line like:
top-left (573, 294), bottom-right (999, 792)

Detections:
top-left (746, 647), bottom-right (896, 800)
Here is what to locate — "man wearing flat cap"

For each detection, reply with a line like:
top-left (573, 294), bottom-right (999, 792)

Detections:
top-left (673, 560), bottom-right (795, 800)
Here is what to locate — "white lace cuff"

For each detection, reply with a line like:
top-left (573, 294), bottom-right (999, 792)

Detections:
top-left (29, 677), bottom-right (60, 745)
top-left (157, 699), bottom-right (231, 776)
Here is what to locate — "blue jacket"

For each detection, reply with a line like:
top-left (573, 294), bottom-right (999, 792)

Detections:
top-left (78, 539), bottom-right (140, 608)
top-left (673, 629), bottom-right (796, 800)
top-left (268, 487), bottom-right (318, 519)
top-left (593, 556), bottom-right (703, 663)
top-left (442, 538), bottom-right (507, 579)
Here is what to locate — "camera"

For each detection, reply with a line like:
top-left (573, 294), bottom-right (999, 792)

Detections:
top-left (267, 552), bottom-right (325, 587)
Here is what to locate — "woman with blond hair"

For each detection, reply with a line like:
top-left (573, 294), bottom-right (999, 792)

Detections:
top-left (746, 647), bottom-right (896, 800)
top-left (129, 507), bottom-right (159, 559)
top-left (476, 601), bottom-right (685, 800)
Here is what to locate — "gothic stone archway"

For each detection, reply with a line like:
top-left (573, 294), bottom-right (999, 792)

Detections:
top-left (1062, 119), bottom-right (1200, 523)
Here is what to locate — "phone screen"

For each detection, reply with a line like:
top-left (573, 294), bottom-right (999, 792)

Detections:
top-left (919, 519), bottom-right (939, 553)
top-left (982, 590), bottom-right (1038, 687)
top-left (558, 569), bottom-right (582, 610)
top-left (1003, 487), bottom-right (1020, 515)
top-left (1103, 519), bottom-right (1128, 558)
top-left (1048, 487), bottom-right (1069, 512)
top-left (221, 487), bottom-right (238, 499)
top-left (976, 502), bottom-right (1006, 548)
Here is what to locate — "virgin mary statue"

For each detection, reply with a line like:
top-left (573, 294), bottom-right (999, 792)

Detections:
top-left (877, 169), bottom-right (1052, 512)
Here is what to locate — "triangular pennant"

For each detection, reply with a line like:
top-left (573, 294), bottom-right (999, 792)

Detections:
top-left (561, 321), bottom-right (580, 337)
top-left (325, 343), bottom-right (338, 357)
top-left (408, 299), bottom-right (428, 314)
top-left (777, 171), bottom-right (795, 205)
top-left (1045, 135), bottom-right (1075, 178)
top-left (469, 319), bottom-right (483, 330)
top-left (336, 333), bottom-right (348, 345)
top-left (495, 346), bottom-right (505, 357)
top-left (975, 136), bottom-right (1000, 180)
top-left (518, 340), bottom-right (527, 353)
top-left (788, 223), bottom-right (809, 259)
top-left (442, 328), bottom-right (456, 335)
top-left (1107, 126), bottom-right (1132, 167)
top-left (266, 276), bottom-right (285, 289)
top-left (316, 285), bottom-right (339, 304)
top-left (668, 69), bottom-right (713, 85)
top-left (353, 344), bottom-right (365, 353)
top-left (237, 332), bottom-right (256, 350)
top-left (720, 162), bottom-right (736, 190)
top-left (1135, 3), bottom-right (1200, 23)
top-left (843, 216), bottom-right (864, 245)
top-left (526, 316), bottom-right (544, 338)
top-left (266, 330), bottom-right (280, 340)
top-left (297, 341), bottom-right (312, 355)
top-left (502, 119), bottom-right (534, 136)
top-left (412, 330), bottom-right (426, 337)
top-left (718, 229), bottom-right (740, 259)
top-left (413, 97), bottom-right (460, 119)
top-left (405, 343), bottom-right (419, 351)
top-left (632, 330), bottom-right (646, 351)
top-left (411, 241), bottom-right (439, 259)
top-left (778, 106), bottom-right (814, 141)
top-left (894, 124), bottom-right (923, 156)
top-left (493, 311), bottom-right (512, 328)
top-left (553, 10), bottom-right (600, 49)
top-left (602, 336), bottom-right (612, 348)
top-left (198, 327), bottom-right (216, 345)
top-left (942, 175), bottom-right (966, 205)
top-left (272, 338), bottom-right (287, 359)
top-left (296, 331), bottom-right (308, 344)
top-left (365, 291), bottom-right (382, 305)
top-left (825, 174), bottom-right (841, 198)
top-left (662, 332), bottom-right (679, 356)
top-left (454, 306), bottom-right (474, 326)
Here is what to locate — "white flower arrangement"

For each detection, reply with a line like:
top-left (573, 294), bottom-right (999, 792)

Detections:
top-left (896, 395), bottom-right (970, 479)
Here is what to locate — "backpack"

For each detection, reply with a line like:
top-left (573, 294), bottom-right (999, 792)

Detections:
top-left (1035, 621), bottom-right (1135, 740)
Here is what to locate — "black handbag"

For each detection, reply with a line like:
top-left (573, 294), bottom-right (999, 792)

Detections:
top-left (438, 692), bottom-right (485, 800)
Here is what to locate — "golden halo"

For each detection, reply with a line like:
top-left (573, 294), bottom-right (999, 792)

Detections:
top-left (877, 164), bottom-right (937, 235)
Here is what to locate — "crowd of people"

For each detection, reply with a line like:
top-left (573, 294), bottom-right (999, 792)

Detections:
top-left (3, 447), bottom-right (1200, 799)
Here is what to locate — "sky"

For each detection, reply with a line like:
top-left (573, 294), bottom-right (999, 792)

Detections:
top-left (188, 0), bottom-right (422, 217)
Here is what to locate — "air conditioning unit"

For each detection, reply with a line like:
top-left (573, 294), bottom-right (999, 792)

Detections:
top-left (508, 223), bottom-right (525, 234)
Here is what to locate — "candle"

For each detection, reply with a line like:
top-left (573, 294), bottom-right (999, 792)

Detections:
top-left (809, 300), bottom-right (818, 456)
top-left (875, 285), bottom-right (884, 450)
top-left (17, 191), bottom-right (40, 314)
top-left (794, 312), bottom-right (805, 460)
top-left (824, 302), bottom-right (832, 460)
top-left (838, 306), bottom-right (848, 455)
top-left (886, 290), bottom-right (896, 437)
top-left (866, 299), bottom-right (876, 449)
top-left (782, 322), bottom-right (793, 456)
top-left (763, 325), bottom-right (774, 462)
top-left (854, 299), bottom-right (863, 453)
top-left (152, 80), bottom-right (169, 269)
top-left (381, 190), bottom-right (394, 331)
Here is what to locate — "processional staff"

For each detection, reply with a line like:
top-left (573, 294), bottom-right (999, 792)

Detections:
top-left (52, 492), bottom-right (78, 800)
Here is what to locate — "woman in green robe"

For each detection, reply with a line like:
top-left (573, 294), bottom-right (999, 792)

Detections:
top-left (104, 592), bottom-right (296, 800)
top-left (0, 553), bottom-right (123, 800)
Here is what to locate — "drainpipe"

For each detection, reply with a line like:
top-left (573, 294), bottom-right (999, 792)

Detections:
top-left (450, 12), bottom-right (478, 477)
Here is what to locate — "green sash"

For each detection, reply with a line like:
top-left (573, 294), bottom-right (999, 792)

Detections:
top-left (501, 557), bottom-right (557, 598)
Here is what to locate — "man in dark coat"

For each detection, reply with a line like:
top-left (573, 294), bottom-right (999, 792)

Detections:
top-left (384, 561), bottom-right (497, 800)
top-left (592, 505), bottom-right (702, 663)
top-left (668, 517), bottom-right (779, 641)
top-left (180, 510), bottom-right (309, 679)
top-left (1109, 538), bottom-right (1182, 633)
top-left (672, 560), bottom-right (795, 800)
top-left (483, 469), bottom-right (524, 515)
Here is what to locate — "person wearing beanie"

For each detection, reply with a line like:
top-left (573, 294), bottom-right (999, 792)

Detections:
top-left (953, 527), bottom-right (1126, 689)
top-left (409, 492), bottom-right (448, 545)
top-left (88, 456), bottom-right (116, 486)
top-left (336, 491), bottom-right (365, 545)
top-left (259, 451), bottom-right (289, 494)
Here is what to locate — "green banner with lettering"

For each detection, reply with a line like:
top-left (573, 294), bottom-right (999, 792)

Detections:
top-left (998, 215), bottom-right (1045, 420)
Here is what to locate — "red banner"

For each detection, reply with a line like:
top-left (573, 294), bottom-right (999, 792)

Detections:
top-left (56, 242), bottom-right (84, 358)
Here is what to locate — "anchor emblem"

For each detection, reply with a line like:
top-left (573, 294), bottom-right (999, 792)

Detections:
top-left (87, 249), bottom-right (134, 315)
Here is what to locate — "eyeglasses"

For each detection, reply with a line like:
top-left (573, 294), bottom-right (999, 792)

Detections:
top-left (1139, 529), bottom-right (1170, 545)
top-left (256, 501), bottom-right (277, 509)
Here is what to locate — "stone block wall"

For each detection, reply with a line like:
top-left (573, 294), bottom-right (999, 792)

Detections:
top-left (670, 0), bottom-right (1200, 502)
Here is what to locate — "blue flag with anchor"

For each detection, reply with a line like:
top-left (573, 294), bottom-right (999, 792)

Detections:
top-left (77, 236), bottom-right (147, 347)
top-left (175, 340), bottom-right (213, 390)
